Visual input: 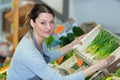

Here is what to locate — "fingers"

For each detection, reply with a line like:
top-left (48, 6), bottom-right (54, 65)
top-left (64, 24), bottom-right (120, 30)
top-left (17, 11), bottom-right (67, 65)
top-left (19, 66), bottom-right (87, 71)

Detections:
top-left (101, 55), bottom-right (115, 68)
top-left (78, 34), bottom-right (86, 40)
top-left (93, 55), bottom-right (115, 71)
top-left (106, 55), bottom-right (115, 66)
top-left (71, 34), bottom-right (86, 48)
top-left (75, 34), bottom-right (86, 44)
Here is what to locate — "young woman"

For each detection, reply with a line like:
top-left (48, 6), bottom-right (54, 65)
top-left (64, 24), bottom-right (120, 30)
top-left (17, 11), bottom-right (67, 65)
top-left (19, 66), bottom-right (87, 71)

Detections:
top-left (6, 3), bottom-right (115, 80)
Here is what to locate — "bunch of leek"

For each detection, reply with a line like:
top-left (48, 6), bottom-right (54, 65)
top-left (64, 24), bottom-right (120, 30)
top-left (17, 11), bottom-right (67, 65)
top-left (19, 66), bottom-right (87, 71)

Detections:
top-left (86, 29), bottom-right (119, 59)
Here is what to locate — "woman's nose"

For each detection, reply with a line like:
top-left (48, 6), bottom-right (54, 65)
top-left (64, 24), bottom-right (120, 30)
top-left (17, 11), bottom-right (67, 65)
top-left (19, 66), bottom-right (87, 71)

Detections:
top-left (46, 23), bottom-right (51, 29)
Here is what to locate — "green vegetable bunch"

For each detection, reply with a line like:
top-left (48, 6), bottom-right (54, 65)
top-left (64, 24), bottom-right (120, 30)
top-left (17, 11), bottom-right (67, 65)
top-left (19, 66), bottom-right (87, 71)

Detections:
top-left (59, 33), bottom-right (75, 46)
top-left (86, 29), bottom-right (119, 59)
top-left (59, 26), bottom-right (84, 46)
top-left (72, 26), bottom-right (84, 37)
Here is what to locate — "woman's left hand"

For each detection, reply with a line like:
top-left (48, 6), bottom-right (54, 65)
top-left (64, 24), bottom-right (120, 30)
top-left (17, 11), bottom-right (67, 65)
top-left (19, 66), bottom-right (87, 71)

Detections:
top-left (70, 34), bottom-right (86, 47)
top-left (60, 34), bottom-right (86, 55)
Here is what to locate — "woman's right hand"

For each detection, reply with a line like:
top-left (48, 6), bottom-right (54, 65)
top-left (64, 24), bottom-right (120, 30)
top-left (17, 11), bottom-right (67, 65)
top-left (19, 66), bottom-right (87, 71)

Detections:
top-left (94, 55), bottom-right (115, 70)
top-left (83, 55), bottom-right (115, 77)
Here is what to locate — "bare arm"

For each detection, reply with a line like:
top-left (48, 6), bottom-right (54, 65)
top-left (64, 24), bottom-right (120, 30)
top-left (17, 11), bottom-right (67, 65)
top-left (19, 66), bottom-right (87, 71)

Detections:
top-left (83, 55), bottom-right (115, 77)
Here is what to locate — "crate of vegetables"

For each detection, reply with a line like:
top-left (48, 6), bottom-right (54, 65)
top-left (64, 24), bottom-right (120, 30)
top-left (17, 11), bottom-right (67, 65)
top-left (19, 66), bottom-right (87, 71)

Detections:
top-left (73, 24), bottom-right (120, 65)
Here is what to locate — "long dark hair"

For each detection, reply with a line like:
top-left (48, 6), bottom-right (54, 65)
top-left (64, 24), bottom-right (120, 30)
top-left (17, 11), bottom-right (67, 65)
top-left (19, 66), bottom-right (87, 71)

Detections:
top-left (26, 3), bottom-right (55, 29)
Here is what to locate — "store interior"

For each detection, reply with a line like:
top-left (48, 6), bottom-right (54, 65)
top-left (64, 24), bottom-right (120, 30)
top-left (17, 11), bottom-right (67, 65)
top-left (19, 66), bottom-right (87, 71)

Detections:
top-left (0, 0), bottom-right (120, 79)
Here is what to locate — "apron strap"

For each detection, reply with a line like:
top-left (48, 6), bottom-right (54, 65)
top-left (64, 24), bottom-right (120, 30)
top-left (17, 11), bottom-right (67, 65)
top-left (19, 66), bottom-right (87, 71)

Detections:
top-left (31, 33), bottom-right (50, 63)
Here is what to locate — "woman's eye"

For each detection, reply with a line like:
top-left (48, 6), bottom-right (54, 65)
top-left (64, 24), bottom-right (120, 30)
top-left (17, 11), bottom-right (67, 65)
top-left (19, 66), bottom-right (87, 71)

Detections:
top-left (41, 22), bottom-right (45, 25)
top-left (50, 21), bottom-right (54, 24)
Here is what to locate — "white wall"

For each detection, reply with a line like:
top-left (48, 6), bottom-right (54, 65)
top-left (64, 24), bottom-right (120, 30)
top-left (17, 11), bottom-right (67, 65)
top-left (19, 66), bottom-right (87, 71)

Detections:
top-left (42, 0), bottom-right (120, 33)
top-left (43, 0), bottom-right (63, 14)
top-left (69, 0), bottom-right (120, 33)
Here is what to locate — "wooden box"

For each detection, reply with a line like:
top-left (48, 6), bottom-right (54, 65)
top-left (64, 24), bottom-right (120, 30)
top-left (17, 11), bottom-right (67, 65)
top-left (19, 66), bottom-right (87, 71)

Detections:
top-left (73, 24), bottom-right (120, 65)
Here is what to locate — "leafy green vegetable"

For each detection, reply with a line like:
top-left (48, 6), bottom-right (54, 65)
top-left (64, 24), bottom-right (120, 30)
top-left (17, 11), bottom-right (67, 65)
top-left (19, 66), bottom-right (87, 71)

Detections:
top-left (72, 26), bottom-right (84, 37)
top-left (0, 72), bottom-right (6, 79)
top-left (45, 35), bottom-right (54, 46)
top-left (59, 36), bottom-right (69, 46)
top-left (59, 26), bottom-right (84, 47)
top-left (67, 33), bottom-right (75, 43)
top-left (59, 33), bottom-right (75, 46)
top-left (114, 68), bottom-right (120, 77)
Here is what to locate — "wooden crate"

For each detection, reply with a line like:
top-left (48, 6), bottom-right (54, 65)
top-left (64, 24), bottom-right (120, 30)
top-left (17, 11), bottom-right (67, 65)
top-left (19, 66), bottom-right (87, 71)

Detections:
top-left (73, 24), bottom-right (120, 65)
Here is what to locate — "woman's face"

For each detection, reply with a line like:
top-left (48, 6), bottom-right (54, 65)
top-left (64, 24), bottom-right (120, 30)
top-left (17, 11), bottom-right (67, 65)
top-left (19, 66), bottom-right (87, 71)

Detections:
top-left (31, 13), bottom-right (54, 39)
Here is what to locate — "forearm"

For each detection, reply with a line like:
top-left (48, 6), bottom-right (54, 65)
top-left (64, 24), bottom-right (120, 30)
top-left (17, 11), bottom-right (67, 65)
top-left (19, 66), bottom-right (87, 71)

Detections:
top-left (59, 43), bottom-right (73, 55)
top-left (83, 55), bottom-right (115, 77)
top-left (83, 64), bottom-right (101, 77)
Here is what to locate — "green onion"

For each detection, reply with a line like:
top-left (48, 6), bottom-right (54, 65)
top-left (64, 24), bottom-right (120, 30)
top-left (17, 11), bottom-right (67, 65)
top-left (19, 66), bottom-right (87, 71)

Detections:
top-left (86, 29), bottom-right (119, 60)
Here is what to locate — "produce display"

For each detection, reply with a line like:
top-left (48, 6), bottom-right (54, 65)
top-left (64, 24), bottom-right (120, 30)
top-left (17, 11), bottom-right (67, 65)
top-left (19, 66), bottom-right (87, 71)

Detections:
top-left (55, 26), bottom-right (84, 65)
top-left (44, 24), bottom-right (120, 80)
top-left (73, 24), bottom-right (120, 79)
